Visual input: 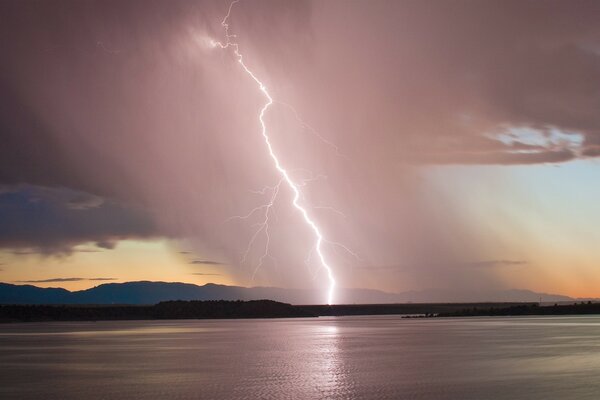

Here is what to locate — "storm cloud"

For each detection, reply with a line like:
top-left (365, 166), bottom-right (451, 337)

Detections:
top-left (0, 185), bottom-right (158, 254)
top-left (0, 0), bottom-right (599, 293)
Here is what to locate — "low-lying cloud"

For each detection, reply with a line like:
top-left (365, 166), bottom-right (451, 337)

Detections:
top-left (189, 260), bottom-right (225, 265)
top-left (15, 277), bottom-right (117, 283)
top-left (0, 185), bottom-right (159, 254)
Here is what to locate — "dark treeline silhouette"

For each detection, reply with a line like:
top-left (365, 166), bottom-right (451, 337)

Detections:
top-left (10, 300), bottom-right (599, 322)
top-left (1, 301), bottom-right (540, 322)
top-left (437, 301), bottom-right (600, 317)
top-left (300, 303), bottom-right (530, 317)
top-left (0, 300), bottom-right (314, 322)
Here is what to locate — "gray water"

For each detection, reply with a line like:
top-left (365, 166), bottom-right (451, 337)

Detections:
top-left (1, 315), bottom-right (600, 399)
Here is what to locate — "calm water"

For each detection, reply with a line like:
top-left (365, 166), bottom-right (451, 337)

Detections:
top-left (2, 315), bottom-right (600, 399)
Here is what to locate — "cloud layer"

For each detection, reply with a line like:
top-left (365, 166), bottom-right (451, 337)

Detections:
top-left (15, 277), bottom-right (117, 283)
top-left (0, 185), bottom-right (158, 254)
top-left (0, 1), bottom-right (599, 293)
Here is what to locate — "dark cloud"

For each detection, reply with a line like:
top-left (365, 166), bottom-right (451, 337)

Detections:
top-left (415, 149), bottom-right (576, 165)
top-left (11, 248), bottom-right (104, 255)
top-left (189, 260), bottom-right (225, 265)
top-left (10, 250), bottom-right (42, 256)
top-left (582, 146), bottom-right (600, 157)
top-left (14, 277), bottom-right (117, 283)
top-left (15, 277), bottom-right (85, 283)
top-left (95, 241), bottom-right (117, 250)
top-left (0, 185), bottom-right (159, 254)
top-left (190, 272), bottom-right (222, 276)
top-left (66, 194), bottom-right (105, 210)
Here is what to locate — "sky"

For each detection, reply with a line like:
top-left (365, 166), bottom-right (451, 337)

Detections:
top-left (1, 0), bottom-right (600, 301)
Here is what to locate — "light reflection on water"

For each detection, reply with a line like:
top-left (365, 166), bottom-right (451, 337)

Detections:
top-left (2, 316), bottom-right (600, 399)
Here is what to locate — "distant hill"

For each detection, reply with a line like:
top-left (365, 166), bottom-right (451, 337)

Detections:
top-left (0, 283), bottom-right (72, 304)
top-left (0, 281), bottom-right (577, 305)
top-left (392, 288), bottom-right (575, 304)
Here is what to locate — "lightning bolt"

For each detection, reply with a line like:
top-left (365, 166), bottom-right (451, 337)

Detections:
top-left (213, 0), bottom-right (336, 304)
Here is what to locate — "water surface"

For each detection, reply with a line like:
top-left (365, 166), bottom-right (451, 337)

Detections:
top-left (2, 315), bottom-right (600, 399)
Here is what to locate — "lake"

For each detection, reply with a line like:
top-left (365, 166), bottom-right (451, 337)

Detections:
top-left (2, 315), bottom-right (600, 399)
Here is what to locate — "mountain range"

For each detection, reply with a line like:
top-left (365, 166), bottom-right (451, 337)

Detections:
top-left (0, 281), bottom-right (578, 305)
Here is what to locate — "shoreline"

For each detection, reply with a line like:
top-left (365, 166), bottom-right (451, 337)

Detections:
top-left (0, 300), bottom-right (540, 323)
